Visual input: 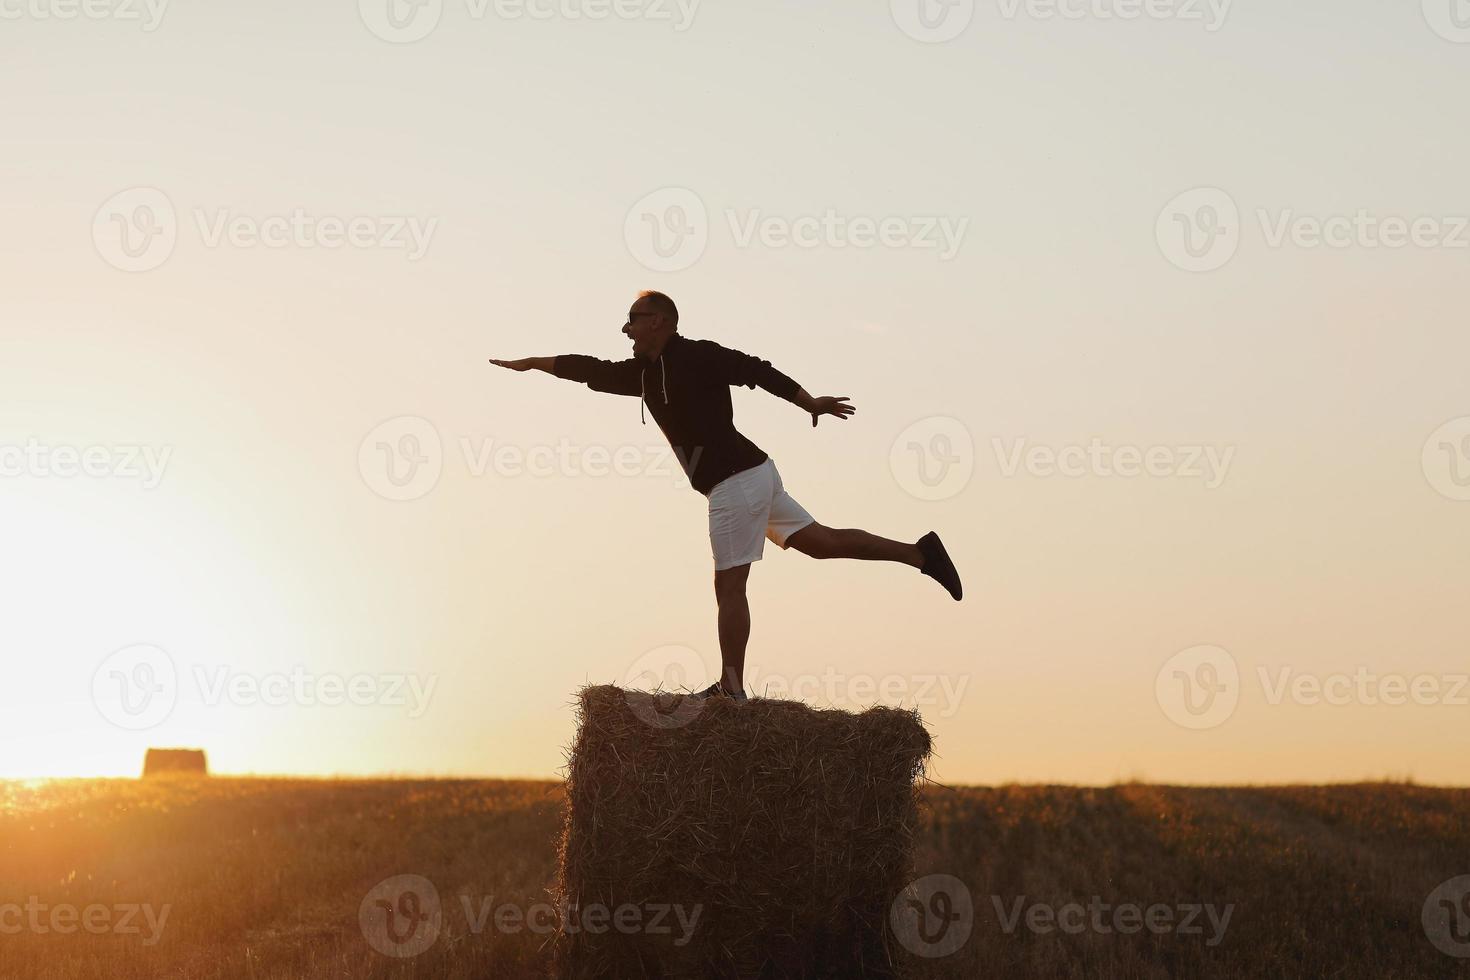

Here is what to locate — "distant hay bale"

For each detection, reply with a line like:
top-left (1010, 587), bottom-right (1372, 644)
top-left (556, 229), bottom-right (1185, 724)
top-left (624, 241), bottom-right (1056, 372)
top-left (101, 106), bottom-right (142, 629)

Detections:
top-left (142, 748), bottom-right (208, 777)
top-left (551, 684), bottom-right (933, 979)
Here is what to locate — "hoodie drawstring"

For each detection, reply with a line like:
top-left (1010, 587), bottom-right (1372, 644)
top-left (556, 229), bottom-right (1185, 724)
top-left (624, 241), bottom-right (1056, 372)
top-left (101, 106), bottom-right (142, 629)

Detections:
top-left (639, 356), bottom-right (669, 425)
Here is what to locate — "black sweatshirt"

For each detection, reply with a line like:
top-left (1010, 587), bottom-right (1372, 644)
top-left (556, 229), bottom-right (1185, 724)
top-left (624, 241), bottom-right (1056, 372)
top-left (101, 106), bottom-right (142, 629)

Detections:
top-left (551, 332), bottom-right (804, 495)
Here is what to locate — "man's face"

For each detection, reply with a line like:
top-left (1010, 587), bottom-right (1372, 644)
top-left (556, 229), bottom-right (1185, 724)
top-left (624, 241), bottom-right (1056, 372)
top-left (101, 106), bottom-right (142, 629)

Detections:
top-left (622, 300), bottom-right (665, 359)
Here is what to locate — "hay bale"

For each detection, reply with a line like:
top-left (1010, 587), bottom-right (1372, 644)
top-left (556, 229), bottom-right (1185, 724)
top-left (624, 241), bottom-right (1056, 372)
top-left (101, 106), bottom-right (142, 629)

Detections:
top-left (142, 748), bottom-right (208, 777)
top-left (551, 684), bottom-right (932, 979)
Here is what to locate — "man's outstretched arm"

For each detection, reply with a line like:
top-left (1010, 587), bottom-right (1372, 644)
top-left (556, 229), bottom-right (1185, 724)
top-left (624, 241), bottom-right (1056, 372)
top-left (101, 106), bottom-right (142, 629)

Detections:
top-left (489, 354), bottom-right (643, 396)
top-left (706, 341), bottom-right (856, 427)
top-left (488, 356), bottom-right (557, 374)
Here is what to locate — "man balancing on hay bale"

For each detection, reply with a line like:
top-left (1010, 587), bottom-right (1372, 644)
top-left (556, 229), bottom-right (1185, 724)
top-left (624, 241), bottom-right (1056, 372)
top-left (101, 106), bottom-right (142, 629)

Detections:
top-left (489, 290), bottom-right (963, 702)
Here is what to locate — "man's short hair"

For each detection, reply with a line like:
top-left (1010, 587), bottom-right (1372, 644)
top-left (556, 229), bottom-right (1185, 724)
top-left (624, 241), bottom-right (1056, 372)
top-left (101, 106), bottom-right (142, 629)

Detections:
top-left (637, 290), bottom-right (679, 329)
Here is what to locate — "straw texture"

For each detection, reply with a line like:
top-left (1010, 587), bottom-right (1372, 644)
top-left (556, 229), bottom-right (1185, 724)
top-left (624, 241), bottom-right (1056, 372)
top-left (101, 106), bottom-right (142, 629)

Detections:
top-left (551, 685), bottom-right (933, 979)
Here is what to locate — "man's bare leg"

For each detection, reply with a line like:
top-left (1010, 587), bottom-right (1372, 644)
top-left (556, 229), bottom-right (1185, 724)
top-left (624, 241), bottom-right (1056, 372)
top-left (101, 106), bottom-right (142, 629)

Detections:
top-left (786, 523), bottom-right (923, 566)
top-left (713, 563), bottom-right (751, 696)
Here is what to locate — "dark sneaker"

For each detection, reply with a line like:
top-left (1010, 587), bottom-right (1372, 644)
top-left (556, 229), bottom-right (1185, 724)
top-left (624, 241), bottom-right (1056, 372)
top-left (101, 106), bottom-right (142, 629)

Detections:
top-left (917, 531), bottom-right (962, 601)
top-left (690, 683), bottom-right (748, 703)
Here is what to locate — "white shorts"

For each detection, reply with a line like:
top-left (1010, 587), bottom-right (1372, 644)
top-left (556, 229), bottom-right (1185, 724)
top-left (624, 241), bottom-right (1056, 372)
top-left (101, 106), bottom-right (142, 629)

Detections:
top-left (708, 457), bottom-right (815, 571)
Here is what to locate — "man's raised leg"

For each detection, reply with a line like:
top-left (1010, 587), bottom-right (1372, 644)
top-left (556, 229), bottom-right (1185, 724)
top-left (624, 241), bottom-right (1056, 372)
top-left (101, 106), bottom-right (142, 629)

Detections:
top-left (786, 523), bottom-right (922, 566)
top-left (786, 522), bottom-right (962, 599)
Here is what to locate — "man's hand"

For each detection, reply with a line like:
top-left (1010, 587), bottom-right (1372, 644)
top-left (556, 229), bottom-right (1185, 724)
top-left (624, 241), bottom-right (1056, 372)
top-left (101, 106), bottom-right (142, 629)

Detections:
top-left (802, 393), bottom-right (856, 427)
top-left (489, 356), bottom-right (553, 373)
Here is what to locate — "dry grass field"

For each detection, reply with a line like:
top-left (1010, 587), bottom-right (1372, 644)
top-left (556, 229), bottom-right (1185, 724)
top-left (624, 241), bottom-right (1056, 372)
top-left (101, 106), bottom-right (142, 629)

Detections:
top-left (1, 777), bottom-right (1466, 979)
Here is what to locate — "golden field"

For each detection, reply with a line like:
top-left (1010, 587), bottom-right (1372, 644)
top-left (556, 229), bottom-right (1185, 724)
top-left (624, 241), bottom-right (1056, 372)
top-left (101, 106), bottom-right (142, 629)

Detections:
top-left (1, 778), bottom-right (1466, 979)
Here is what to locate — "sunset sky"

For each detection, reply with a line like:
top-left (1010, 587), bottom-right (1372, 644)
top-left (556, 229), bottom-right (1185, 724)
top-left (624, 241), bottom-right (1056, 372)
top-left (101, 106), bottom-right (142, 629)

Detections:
top-left (2, 0), bottom-right (1467, 785)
